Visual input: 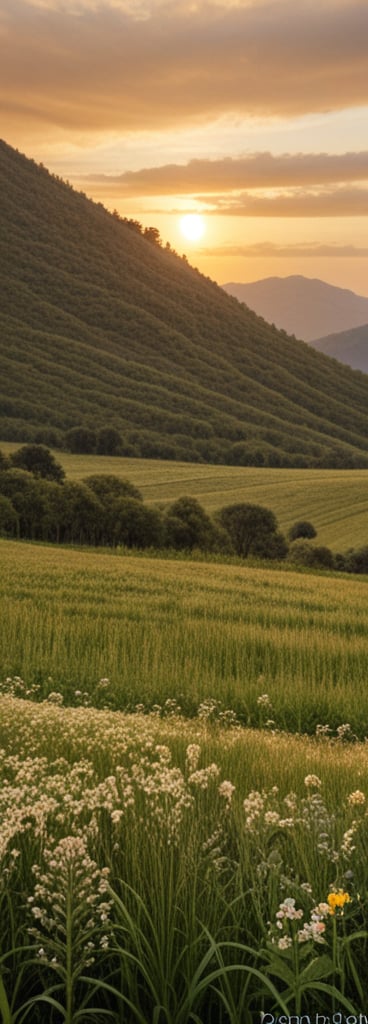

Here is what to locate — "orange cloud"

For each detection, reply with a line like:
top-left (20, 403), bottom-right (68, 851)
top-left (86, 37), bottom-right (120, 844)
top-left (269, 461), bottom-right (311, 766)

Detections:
top-left (203, 242), bottom-right (368, 258)
top-left (1, 0), bottom-right (368, 134)
top-left (207, 186), bottom-right (368, 216)
top-left (81, 152), bottom-right (368, 194)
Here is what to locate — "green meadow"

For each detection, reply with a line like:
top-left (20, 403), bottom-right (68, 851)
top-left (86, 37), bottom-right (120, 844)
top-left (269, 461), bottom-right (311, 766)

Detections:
top-left (1, 537), bottom-right (368, 736)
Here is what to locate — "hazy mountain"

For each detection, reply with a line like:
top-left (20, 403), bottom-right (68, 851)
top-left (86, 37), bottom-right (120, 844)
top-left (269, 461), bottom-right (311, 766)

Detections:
top-left (312, 323), bottom-right (368, 374)
top-left (1, 139), bottom-right (368, 469)
top-left (223, 276), bottom-right (368, 342)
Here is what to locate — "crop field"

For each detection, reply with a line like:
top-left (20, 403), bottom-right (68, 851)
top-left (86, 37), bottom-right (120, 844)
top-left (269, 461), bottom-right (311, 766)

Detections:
top-left (2, 536), bottom-right (368, 1018)
top-left (1, 537), bottom-right (368, 736)
top-left (2, 442), bottom-right (368, 550)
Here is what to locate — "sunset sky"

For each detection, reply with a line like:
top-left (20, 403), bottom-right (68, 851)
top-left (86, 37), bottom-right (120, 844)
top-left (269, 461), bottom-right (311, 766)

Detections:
top-left (2, 0), bottom-right (368, 293)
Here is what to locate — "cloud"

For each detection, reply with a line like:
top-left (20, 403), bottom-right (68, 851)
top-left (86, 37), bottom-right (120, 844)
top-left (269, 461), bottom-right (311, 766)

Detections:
top-left (208, 186), bottom-right (368, 216)
top-left (82, 151), bottom-right (368, 195)
top-left (202, 242), bottom-right (368, 258)
top-left (1, 0), bottom-right (368, 134)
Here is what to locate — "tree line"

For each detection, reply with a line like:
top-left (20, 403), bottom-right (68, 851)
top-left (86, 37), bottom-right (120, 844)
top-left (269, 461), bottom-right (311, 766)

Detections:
top-left (0, 445), bottom-right (367, 573)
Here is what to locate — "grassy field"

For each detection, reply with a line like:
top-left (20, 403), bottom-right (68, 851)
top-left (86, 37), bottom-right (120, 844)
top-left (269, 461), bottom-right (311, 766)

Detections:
top-left (1, 691), bottom-right (368, 1019)
top-left (2, 441), bottom-right (368, 551)
top-left (1, 538), bottom-right (368, 737)
top-left (2, 534), bottom-right (368, 1017)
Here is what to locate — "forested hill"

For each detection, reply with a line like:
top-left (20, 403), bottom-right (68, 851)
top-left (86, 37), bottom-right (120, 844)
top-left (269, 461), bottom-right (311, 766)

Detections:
top-left (1, 140), bottom-right (368, 469)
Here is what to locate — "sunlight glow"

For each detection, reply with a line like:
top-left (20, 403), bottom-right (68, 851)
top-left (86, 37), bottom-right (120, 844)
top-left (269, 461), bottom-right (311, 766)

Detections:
top-left (179, 213), bottom-right (206, 243)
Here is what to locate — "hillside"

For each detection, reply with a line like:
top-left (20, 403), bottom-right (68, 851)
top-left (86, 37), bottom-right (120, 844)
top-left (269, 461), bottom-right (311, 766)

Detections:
top-left (223, 276), bottom-right (368, 342)
top-left (2, 141), bottom-right (368, 469)
top-left (313, 322), bottom-right (368, 373)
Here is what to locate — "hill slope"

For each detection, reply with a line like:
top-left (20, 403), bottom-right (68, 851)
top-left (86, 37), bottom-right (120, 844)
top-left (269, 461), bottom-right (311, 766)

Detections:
top-left (2, 140), bottom-right (368, 469)
top-left (223, 276), bottom-right (368, 342)
top-left (313, 323), bottom-right (368, 373)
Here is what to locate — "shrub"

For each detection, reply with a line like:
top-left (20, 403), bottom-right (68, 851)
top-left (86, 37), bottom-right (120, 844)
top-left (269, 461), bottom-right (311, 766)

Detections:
top-left (288, 520), bottom-right (317, 541)
top-left (339, 547), bottom-right (368, 575)
top-left (288, 541), bottom-right (335, 569)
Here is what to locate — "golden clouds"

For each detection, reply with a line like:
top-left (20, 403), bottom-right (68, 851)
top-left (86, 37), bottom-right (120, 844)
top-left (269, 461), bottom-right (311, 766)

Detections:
top-left (83, 153), bottom-right (368, 194)
top-left (1, 0), bottom-right (368, 136)
top-left (79, 153), bottom-right (368, 218)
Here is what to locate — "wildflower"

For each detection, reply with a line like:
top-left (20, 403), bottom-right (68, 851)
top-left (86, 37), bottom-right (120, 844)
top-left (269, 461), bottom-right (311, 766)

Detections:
top-left (188, 764), bottom-right (220, 789)
top-left (218, 780), bottom-right (235, 803)
top-left (315, 723), bottom-right (332, 738)
top-left (348, 790), bottom-right (365, 806)
top-left (297, 919), bottom-right (326, 944)
top-left (314, 902), bottom-right (330, 917)
top-left (257, 693), bottom-right (272, 708)
top-left (304, 774), bottom-right (322, 789)
top-left (197, 698), bottom-right (220, 721)
top-left (185, 744), bottom-right (201, 774)
top-left (327, 889), bottom-right (351, 914)
top-left (28, 836), bottom-right (112, 974)
top-left (264, 811), bottom-right (280, 826)
top-left (276, 898), bottom-right (304, 921)
top-left (340, 824), bottom-right (358, 857)
top-left (218, 708), bottom-right (238, 728)
top-left (336, 723), bottom-right (355, 742)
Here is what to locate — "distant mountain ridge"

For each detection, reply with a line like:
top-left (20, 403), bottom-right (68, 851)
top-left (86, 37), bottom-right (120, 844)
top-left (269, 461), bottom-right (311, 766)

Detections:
top-left (313, 323), bottom-right (368, 374)
top-left (1, 139), bottom-right (368, 469)
top-left (223, 276), bottom-right (368, 342)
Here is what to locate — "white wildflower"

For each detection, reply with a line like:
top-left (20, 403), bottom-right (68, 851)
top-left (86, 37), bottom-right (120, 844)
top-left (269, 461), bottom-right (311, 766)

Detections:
top-left (304, 774), bottom-right (322, 789)
top-left (348, 790), bottom-right (365, 806)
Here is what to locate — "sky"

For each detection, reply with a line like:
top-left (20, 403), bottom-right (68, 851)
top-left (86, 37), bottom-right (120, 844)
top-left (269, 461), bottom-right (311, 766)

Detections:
top-left (2, 0), bottom-right (368, 293)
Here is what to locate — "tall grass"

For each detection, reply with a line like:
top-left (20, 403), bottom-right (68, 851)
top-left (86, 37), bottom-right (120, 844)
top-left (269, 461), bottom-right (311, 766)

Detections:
top-left (1, 697), bottom-right (368, 1020)
top-left (2, 537), bottom-right (368, 1017)
top-left (1, 539), bottom-right (368, 736)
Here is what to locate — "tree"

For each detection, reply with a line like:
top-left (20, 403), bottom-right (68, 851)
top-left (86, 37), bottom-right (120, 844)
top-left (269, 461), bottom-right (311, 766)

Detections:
top-left (10, 444), bottom-right (65, 482)
top-left (57, 482), bottom-right (104, 545)
top-left (288, 520), bottom-right (317, 541)
top-left (0, 449), bottom-right (10, 471)
top-left (0, 494), bottom-right (18, 537)
top-left (83, 475), bottom-right (143, 504)
top-left (217, 502), bottom-right (285, 559)
top-left (96, 428), bottom-right (123, 456)
top-left (143, 226), bottom-right (161, 245)
top-left (105, 498), bottom-right (163, 548)
top-left (64, 427), bottom-right (97, 454)
top-left (0, 469), bottom-right (62, 540)
top-left (163, 496), bottom-right (217, 551)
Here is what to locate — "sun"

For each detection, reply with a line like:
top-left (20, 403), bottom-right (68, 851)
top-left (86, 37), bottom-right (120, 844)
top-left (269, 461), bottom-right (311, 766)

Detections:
top-left (179, 213), bottom-right (206, 243)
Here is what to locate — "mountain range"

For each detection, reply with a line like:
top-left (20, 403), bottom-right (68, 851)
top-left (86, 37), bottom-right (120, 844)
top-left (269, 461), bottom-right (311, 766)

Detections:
top-left (223, 275), bottom-right (368, 343)
top-left (1, 138), bottom-right (368, 469)
top-left (312, 323), bottom-right (368, 374)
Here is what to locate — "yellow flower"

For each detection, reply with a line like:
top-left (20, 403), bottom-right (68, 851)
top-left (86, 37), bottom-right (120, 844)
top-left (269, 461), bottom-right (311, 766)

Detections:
top-left (327, 890), bottom-right (351, 914)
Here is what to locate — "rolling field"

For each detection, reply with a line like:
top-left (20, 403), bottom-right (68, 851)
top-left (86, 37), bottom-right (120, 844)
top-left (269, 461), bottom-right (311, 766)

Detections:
top-left (2, 441), bottom-right (368, 550)
top-left (1, 538), bottom-right (368, 737)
